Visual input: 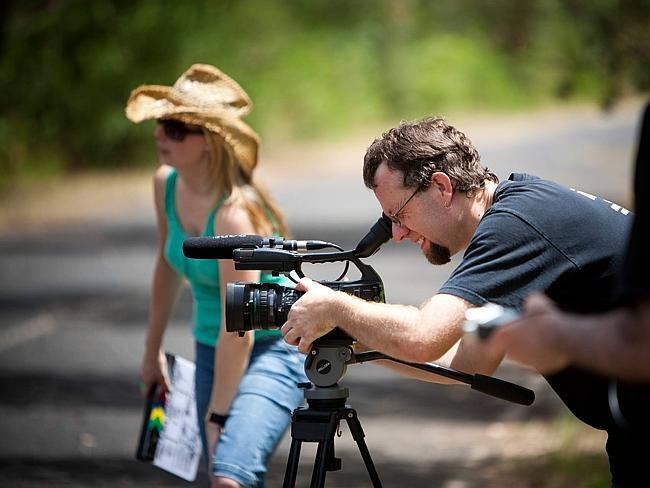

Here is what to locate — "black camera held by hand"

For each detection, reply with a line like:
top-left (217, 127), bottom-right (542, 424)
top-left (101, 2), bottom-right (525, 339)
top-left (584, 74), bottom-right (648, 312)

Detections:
top-left (226, 278), bottom-right (383, 334)
top-left (182, 215), bottom-right (392, 336)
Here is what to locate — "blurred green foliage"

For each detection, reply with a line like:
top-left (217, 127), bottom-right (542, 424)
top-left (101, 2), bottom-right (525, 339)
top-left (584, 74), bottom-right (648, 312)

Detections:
top-left (1, 0), bottom-right (648, 181)
top-left (505, 452), bottom-right (609, 487)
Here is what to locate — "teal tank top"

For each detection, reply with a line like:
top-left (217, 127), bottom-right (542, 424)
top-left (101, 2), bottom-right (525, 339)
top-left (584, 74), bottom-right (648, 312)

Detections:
top-left (163, 169), bottom-right (285, 346)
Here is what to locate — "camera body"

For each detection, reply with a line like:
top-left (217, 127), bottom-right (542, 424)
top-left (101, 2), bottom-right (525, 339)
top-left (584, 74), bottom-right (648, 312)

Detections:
top-left (226, 276), bottom-right (384, 333)
top-left (183, 214), bottom-right (392, 343)
top-left (226, 268), bottom-right (384, 388)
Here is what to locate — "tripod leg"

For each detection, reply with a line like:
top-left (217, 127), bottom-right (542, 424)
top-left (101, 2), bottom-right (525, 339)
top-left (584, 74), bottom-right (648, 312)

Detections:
top-left (283, 438), bottom-right (303, 488)
top-left (310, 440), bottom-right (331, 488)
top-left (310, 413), bottom-right (342, 488)
top-left (345, 409), bottom-right (383, 488)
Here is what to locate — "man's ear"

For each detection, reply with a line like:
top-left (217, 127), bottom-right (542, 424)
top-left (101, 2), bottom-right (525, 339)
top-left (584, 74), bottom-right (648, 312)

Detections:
top-left (430, 172), bottom-right (454, 206)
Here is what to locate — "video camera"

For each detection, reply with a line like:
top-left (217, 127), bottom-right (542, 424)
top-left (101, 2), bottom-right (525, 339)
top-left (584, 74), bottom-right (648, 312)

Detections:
top-left (183, 215), bottom-right (392, 337)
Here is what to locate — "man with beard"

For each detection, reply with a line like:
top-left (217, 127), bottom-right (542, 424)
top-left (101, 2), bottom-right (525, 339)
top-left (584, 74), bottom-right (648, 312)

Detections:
top-left (282, 116), bottom-right (631, 366)
top-left (280, 116), bottom-right (636, 486)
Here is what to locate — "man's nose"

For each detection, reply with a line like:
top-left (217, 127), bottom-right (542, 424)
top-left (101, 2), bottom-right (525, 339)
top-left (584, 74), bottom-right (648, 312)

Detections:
top-left (391, 223), bottom-right (409, 241)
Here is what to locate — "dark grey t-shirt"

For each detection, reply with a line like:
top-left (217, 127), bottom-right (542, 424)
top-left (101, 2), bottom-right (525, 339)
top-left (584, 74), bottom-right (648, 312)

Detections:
top-left (440, 173), bottom-right (640, 484)
top-left (440, 173), bottom-right (632, 312)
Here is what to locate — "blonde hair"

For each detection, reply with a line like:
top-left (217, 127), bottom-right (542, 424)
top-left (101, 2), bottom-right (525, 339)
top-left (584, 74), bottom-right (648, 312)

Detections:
top-left (204, 130), bottom-right (289, 237)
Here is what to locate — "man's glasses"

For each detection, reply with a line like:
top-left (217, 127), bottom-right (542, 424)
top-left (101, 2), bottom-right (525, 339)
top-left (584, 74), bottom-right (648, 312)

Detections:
top-left (158, 119), bottom-right (203, 141)
top-left (387, 186), bottom-right (421, 227)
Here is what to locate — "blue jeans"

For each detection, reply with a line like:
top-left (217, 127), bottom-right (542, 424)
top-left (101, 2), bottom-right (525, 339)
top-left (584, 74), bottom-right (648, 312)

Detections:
top-left (195, 336), bottom-right (306, 488)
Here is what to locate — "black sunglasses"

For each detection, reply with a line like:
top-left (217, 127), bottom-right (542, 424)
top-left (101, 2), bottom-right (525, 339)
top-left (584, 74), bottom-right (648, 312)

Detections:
top-left (157, 119), bottom-right (203, 141)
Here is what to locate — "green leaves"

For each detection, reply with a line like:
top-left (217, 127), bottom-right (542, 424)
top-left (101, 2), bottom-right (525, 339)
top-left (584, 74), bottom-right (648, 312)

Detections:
top-left (1, 0), bottom-right (648, 182)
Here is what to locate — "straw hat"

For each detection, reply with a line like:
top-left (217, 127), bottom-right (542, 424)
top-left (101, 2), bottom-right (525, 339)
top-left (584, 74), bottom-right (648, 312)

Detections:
top-left (125, 64), bottom-right (260, 174)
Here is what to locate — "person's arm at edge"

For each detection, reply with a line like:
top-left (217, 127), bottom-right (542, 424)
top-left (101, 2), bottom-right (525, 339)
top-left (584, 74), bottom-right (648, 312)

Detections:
top-left (490, 293), bottom-right (650, 382)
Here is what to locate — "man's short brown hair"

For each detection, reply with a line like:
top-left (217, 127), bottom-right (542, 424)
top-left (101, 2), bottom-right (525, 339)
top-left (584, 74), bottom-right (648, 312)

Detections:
top-left (363, 117), bottom-right (498, 195)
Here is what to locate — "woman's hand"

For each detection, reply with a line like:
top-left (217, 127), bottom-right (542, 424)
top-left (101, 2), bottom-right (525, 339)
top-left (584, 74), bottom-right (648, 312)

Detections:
top-left (205, 420), bottom-right (222, 478)
top-left (140, 348), bottom-right (171, 396)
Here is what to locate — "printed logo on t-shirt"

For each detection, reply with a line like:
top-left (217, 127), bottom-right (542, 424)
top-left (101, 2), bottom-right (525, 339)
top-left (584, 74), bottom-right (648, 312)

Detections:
top-left (569, 188), bottom-right (631, 216)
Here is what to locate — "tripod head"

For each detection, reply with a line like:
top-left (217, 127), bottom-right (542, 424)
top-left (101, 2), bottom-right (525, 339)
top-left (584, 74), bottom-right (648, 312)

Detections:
top-left (296, 330), bottom-right (355, 408)
top-left (301, 330), bottom-right (535, 407)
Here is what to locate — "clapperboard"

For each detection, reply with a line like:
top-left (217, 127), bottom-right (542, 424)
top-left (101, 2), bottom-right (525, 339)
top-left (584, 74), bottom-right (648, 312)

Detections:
top-left (136, 353), bottom-right (202, 481)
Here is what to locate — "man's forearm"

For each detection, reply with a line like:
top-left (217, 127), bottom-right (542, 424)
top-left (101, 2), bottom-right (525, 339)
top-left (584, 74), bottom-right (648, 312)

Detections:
top-left (282, 281), bottom-right (470, 362)
top-left (333, 293), bottom-right (462, 363)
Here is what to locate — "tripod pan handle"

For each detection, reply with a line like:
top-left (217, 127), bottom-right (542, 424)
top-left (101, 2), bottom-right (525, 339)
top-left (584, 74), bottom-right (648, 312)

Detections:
top-left (471, 374), bottom-right (535, 406)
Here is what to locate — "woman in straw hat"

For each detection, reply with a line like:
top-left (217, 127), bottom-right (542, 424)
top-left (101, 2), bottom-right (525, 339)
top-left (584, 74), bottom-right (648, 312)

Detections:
top-left (126, 64), bottom-right (306, 488)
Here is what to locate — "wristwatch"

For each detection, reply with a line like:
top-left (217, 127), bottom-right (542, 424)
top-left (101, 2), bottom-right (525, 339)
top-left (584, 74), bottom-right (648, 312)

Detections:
top-left (208, 412), bottom-right (229, 428)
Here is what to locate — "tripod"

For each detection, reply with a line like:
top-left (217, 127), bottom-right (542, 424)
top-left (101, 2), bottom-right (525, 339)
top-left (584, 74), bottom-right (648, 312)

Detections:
top-left (280, 332), bottom-right (535, 487)
top-left (283, 383), bottom-right (381, 488)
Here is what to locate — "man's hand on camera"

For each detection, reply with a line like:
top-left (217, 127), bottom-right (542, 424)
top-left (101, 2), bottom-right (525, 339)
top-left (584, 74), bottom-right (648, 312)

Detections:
top-left (281, 278), bottom-right (340, 353)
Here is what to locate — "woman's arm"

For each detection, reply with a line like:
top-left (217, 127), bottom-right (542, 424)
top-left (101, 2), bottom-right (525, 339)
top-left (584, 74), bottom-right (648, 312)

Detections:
top-left (141, 166), bottom-right (183, 395)
top-left (205, 203), bottom-right (261, 460)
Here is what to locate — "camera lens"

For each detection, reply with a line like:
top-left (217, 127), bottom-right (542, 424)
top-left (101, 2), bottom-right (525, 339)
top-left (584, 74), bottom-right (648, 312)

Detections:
top-left (226, 282), bottom-right (247, 332)
top-left (226, 283), bottom-right (304, 332)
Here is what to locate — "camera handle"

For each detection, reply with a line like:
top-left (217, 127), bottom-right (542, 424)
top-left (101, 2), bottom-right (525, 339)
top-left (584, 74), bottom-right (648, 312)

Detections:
top-left (351, 351), bottom-right (535, 406)
top-left (301, 336), bottom-right (534, 406)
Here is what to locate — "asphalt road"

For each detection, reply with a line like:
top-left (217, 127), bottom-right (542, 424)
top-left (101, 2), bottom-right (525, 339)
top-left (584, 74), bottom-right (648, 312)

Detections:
top-left (0, 100), bottom-right (644, 487)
